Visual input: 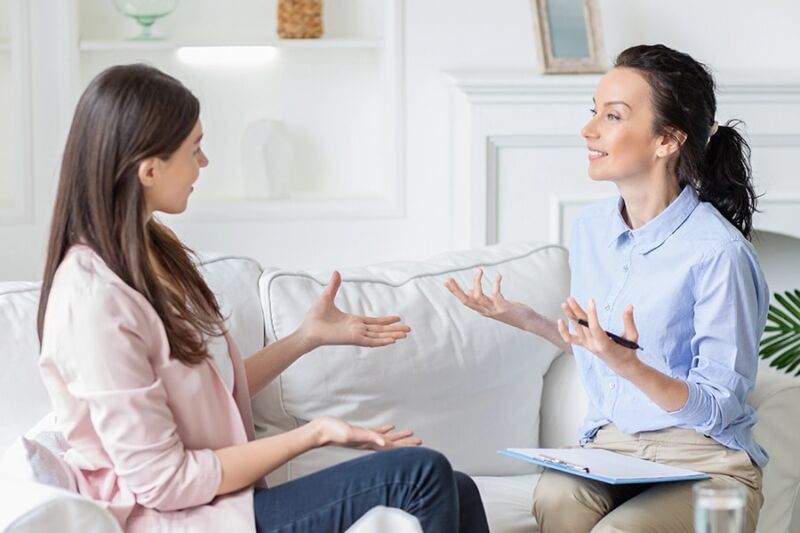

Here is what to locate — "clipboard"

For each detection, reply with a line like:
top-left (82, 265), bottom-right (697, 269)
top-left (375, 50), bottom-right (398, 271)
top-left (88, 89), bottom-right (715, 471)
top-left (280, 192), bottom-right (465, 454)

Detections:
top-left (499, 448), bottom-right (710, 485)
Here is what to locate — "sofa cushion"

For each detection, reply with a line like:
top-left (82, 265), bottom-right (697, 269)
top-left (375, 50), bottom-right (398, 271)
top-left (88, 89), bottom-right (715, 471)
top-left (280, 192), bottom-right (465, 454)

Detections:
top-left (196, 253), bottom-right (265, 361)
top-left (255, 242), bottom-right (569, 480)
top-left (0, 283), bottom-right (51, 452)
top-left (473, 474), bottom-right (539, 533)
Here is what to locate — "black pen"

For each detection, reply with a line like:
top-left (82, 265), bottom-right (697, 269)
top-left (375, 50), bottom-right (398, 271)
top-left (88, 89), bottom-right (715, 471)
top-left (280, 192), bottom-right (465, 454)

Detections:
top-left (568, 316), bottom-right (641, 350)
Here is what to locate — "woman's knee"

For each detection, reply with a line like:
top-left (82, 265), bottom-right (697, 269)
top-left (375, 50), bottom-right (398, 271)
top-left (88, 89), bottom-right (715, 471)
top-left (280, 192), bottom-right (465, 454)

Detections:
top-left (533, 470), bottom-right (611, 531)
top-left (384, 447), bottom-right (454, 484)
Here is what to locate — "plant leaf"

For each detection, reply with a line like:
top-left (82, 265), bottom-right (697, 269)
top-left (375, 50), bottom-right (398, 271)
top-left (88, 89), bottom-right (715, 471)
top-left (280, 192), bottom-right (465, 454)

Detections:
top-left (760, 333), bottom-right (794, 356)
top-left (769, 304), bottom-right (799, 329)
top-left (775, 293), bottom-right (800, 321)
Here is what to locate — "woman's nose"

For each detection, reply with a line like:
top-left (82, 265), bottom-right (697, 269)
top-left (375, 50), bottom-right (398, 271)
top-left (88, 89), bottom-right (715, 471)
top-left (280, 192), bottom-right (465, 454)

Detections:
top-left (581, 118), bottom-right (598, 140)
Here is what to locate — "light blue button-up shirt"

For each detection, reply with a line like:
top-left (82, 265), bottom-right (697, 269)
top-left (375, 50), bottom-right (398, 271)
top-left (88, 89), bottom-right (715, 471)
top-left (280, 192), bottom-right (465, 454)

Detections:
top-left (570, 186), bottom-right (769, 467)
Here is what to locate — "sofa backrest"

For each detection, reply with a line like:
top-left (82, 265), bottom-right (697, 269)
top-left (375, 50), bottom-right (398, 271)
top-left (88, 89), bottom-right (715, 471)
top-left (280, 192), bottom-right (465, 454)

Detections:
top-left (0, 283), bottom-right (49, 451)
top-left (0, 254), bottom-right (264, 452)
top-left (253, 242), bottom-right (570, 481)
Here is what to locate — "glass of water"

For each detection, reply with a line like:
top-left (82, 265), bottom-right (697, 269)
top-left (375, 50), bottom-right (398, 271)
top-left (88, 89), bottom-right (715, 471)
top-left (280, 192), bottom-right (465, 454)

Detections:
top-left (693, 481), bottom-right (746, 533)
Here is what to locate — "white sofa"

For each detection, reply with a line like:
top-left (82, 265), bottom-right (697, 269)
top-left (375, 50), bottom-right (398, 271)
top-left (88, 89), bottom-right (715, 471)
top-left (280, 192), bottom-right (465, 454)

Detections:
top-left (1, 233), bottom-right (799, 532)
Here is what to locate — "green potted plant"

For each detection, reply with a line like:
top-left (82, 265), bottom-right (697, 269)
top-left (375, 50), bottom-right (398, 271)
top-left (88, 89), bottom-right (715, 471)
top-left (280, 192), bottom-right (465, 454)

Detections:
top-left (760, 289), bottom-right (800, 376)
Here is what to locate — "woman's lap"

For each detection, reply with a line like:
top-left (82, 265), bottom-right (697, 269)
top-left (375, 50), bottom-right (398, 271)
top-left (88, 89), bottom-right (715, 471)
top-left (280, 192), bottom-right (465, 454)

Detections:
top-left (253, 447), bottom-right (488, 533)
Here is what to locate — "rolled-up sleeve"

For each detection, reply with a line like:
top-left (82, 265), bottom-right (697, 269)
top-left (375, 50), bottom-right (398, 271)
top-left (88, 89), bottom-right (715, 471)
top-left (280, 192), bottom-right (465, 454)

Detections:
top-left (669, 240), bottom-right (768, 435)
top-left (62, 280), bottom-right (221, 511)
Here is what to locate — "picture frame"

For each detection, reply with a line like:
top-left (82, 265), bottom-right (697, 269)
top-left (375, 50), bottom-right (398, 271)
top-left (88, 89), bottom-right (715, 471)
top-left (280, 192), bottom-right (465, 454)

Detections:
top-left (530, 0), bottom-right (607, 74)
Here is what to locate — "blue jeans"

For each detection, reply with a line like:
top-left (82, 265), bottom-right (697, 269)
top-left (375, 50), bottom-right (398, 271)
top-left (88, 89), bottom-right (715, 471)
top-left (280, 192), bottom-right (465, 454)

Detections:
top-left (253, 447), bottom-right (489, 533)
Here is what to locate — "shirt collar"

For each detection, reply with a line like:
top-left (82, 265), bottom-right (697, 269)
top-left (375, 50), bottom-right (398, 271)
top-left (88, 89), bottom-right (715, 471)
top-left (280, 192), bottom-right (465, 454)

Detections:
top-left (607, 186), bottom-right (700, 255)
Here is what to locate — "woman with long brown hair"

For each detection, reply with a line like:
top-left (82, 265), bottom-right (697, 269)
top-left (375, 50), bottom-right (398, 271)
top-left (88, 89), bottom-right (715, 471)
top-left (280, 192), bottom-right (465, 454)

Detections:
top-left (37, 64), bottom-right (489, 533)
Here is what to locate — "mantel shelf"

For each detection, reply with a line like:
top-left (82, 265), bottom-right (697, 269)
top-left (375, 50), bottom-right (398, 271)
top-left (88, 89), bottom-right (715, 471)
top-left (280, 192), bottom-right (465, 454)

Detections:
top-left (79, 37), bottom-right (384, 52)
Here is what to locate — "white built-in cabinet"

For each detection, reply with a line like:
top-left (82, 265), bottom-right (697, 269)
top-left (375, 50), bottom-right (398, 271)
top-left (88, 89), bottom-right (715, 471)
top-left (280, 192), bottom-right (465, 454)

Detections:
top-left (22, 0), bottom-right (405, 222)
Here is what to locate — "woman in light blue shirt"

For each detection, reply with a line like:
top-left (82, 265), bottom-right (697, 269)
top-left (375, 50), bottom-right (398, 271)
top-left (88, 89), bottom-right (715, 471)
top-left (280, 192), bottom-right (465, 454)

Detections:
top-left (446, 44), bottom-right (767, 532)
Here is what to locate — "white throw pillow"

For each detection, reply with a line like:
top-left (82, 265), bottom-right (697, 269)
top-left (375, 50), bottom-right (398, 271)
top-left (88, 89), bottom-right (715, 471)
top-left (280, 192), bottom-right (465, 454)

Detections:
top-left (0, 414), bottom-right (76, 492)
top-left (254, 242), bottom-right (569, 482)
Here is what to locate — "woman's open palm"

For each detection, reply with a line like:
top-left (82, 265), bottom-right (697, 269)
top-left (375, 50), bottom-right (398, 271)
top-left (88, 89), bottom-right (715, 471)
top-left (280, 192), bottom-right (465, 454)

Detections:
top-left (300, 271), bottom-right (411, 349)
top-left (445, 269), bottom-right (535, 332)
top-left (316, 417), bottom-right (422, 451)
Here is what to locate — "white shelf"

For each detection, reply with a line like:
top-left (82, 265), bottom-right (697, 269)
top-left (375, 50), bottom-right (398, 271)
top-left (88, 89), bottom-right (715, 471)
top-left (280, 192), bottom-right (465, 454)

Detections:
top-left (79, 37), bottom-right (384, 52)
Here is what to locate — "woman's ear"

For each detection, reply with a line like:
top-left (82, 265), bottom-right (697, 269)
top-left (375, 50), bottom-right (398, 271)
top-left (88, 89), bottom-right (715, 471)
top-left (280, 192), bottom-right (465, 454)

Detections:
top-left (655, 128), bottom-right (687, 159)
top-left (137, 157), bottom-right (158, 189)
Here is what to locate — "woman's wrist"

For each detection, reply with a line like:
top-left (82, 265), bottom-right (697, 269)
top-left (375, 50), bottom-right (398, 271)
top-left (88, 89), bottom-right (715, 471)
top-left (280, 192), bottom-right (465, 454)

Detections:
top-left (293, 324), bottom-right (321, 354)
top-left (523, 308), bottom-right (548, 335)
top-left (306, 418), bottom-right (328, 447)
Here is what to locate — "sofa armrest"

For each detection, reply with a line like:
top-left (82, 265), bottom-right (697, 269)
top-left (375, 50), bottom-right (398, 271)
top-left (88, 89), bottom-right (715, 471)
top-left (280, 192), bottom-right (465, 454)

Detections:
top-left (0, 478), bottom-right (120, 533)
top-left (751, 363), bottom-right (800, 533)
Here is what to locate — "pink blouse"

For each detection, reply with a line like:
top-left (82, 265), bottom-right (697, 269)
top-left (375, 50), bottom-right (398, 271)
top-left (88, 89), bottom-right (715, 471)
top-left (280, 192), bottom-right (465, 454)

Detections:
top-left (39, 245), bottom-right (262, 532)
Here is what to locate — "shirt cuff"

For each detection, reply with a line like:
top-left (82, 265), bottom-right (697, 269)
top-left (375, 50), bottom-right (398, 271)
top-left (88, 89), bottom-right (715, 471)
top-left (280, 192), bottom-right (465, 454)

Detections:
top-left (667, 380), bottom-right (703, 422)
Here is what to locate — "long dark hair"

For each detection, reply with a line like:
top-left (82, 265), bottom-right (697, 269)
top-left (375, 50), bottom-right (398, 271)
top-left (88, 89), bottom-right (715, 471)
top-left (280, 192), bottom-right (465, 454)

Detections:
top-left (38, 64), bottom-right (223, 365)
top-left (615, 44), bottom-right (758, 239)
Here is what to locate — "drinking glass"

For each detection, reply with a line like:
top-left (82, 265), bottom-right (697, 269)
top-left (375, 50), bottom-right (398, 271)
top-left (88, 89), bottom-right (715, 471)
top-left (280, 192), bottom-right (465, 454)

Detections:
top-left (693, 481), bottom-right (746, 533)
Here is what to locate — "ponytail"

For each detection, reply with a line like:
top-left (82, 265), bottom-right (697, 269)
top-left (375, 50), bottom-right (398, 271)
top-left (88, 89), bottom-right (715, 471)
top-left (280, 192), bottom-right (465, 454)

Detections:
top-left (696, 119), bottom-right (758, 239)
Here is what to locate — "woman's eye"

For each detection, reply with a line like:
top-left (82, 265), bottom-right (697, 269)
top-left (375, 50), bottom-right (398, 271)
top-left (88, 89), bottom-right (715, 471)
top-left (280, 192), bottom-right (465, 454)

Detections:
top-left (589, 108), bottom-right (597, 116)
top-left (607, 114), bottom-right (620, 121)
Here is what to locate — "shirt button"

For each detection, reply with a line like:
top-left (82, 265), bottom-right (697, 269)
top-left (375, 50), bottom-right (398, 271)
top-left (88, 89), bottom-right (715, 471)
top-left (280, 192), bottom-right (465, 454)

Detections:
top-left (609, 382), bottom-right (616, 390)
top-left (603, 303), bottom-right (610, 311)
top-left (622, 264), bottom-right (629, 272)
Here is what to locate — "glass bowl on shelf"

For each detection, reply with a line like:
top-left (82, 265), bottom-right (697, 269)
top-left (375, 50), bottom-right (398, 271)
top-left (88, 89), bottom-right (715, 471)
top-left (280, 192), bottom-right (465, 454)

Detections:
top-left (112, 0), bottom-right (179, 40)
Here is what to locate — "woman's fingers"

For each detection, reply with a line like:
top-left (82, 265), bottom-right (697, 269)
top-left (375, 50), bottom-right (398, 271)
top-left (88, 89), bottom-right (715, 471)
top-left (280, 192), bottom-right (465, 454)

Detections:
top-left (471, 269), bottom-right (485, 300)
top-left (346, 426), bottom-right (387, 448)
top-left (362, 329), bottom-right (408, 340)
top-left (566, 297), bottom-right (588, 321)
top-left (622, 304), bottom-right (639, 343)
top-left (359, 337), bottom-right (399, 347)
top-left (445, 276), bottom-right (491, 314)
top-left (557, 318), bottom-right (582, 346)
top-left (445, 277), bottom-right (468, 301)
top-left (445, 278), bottom-right (485, 309)
top-left (385, 429), bottom-right (415, 441)
top-left (321, 271), bottom-right (342, 301)
top-left (363, 315), bottom-right (403, 326)
top-left (492, 274), bottom-right (504, 298)
top-left (365, 322), bottom-right (411, 333)
top-left (387, 436), bottom-right (423, 447)
top-left (586, 299), bottom-right (608, 345)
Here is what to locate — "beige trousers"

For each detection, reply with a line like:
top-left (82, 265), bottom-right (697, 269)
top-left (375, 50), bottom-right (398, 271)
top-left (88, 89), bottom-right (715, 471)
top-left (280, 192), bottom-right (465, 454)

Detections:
top-left (532, 425), bottom-right (763, 533)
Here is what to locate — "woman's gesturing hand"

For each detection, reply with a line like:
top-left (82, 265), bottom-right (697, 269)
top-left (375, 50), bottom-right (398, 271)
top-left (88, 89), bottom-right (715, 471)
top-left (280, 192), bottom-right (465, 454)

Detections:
top-left (311, 417), bottom-right (422, 451)
top-left (557, 297), bottom-right (640, 377)
top-left (299, 271), bottom-right (411, 350)
top-left (444, 269), bottom-right (537, 332)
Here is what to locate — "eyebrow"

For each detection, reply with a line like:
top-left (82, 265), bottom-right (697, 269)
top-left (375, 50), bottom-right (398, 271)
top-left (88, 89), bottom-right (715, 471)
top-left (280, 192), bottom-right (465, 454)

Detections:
top-left (194, 133), bottom-right (204, 144)
top-left (592, 97), bottom-right (632, 110)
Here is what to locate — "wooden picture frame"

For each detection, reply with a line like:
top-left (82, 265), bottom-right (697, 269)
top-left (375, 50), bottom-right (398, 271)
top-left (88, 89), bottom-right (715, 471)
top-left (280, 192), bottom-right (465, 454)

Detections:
top-left (530, 0), bottom-right (607, 74)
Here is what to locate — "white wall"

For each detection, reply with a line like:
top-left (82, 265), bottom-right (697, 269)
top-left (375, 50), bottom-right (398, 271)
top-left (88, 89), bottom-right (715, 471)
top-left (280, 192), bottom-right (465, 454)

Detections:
top-left (1, 0), bottom-right (800, 280)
